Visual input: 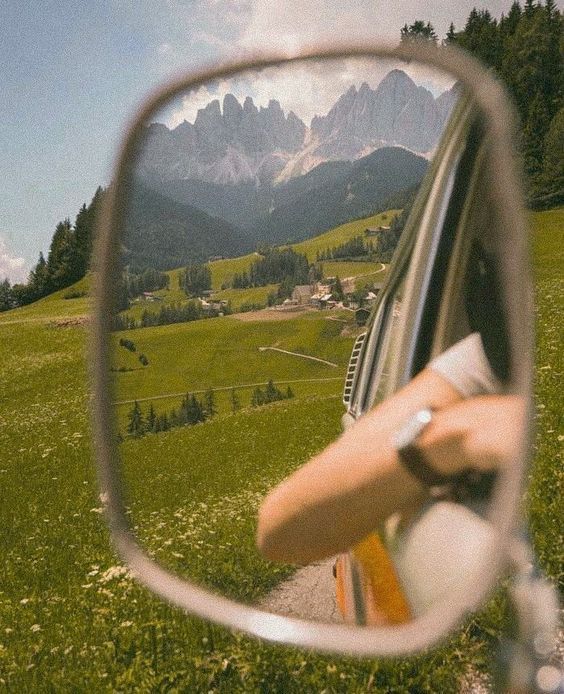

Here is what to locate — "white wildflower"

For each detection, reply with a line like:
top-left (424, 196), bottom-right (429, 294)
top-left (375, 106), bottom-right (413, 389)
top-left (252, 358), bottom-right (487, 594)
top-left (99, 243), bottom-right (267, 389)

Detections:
top-left (99, 566), bottom-right (129, 583)
top-left (30, 624), bottom-right (41, 632)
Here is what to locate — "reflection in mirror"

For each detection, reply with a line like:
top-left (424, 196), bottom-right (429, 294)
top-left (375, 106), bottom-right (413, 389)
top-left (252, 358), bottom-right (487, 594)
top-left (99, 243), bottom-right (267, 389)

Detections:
top-left (110, 56), bottom-right (464, 624)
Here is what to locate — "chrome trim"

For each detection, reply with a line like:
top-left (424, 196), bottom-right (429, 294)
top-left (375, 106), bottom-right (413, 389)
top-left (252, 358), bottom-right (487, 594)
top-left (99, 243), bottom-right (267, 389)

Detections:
top-left (342, 332), bottom-right (367, 407)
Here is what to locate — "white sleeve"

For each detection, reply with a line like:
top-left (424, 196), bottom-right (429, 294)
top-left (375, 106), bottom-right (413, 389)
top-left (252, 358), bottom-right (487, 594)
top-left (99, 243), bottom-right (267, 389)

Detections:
top-left (428, 332), bottom-right (500, 397)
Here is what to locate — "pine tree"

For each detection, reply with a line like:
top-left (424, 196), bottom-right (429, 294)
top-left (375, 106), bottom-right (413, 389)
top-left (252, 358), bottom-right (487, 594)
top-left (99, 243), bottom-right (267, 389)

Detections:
top-left (535, 106), bottom-right (564, 202)
top-left (46, 219), bottom-right (74, 291)
top-left (286, 386), bottom-right (294, 399)
top-left (203, 389), bottom-right (217, 418)
top-left (230, 388), bottom-right (241, 412)
top-left (146, 404), bottom-right (157, 433)
top-left (126, 401), bottom-right (145, 437)
top-left (265, 380), bottom-right (278, 403)
top-left (332, 276), bottom-right (345, 301)
top-left (524, 0), bottom-right (537, 17)
top-left (27, 252), bottom-right (49, 300)
top-left (0, 279), bottom-right (13, 312)
top-left (68, 187), bottom-right (104, 282)
top-left (251, 386), bottom-right (265, 407)
top-left (400, 20), bottom-right (438, 44)
top-left (444, 22), bottom-right (457, 44)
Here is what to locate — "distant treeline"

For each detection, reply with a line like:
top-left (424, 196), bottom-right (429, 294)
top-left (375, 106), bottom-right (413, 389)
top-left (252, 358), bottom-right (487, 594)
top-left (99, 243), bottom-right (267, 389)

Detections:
top-left (112, 300), bottom-right (232, 331)
top-left (180, 264), bottom-right (212, 297)
top-left (251, 380), bottom-right (294, 406)
top-left (125, 391), bottom-right (215, 438)
top-left (123, 269), bottom-right (169, 299)
top-left (124, 379), bottom-right (293, 438)
top-left (316, 236), bottom-right (373, 262)
top-left (231, 247), bottom-right (310, 290)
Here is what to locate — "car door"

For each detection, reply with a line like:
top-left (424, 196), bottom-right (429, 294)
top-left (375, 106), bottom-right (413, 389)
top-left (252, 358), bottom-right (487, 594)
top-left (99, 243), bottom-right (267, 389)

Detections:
top-left (338, 92), bottom-right (492, 626)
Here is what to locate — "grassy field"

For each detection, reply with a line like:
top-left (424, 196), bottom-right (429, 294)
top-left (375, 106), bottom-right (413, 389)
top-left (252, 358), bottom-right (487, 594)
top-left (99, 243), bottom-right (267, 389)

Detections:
top-left (0, 274), bottom-right (92, 323)
top-left (289, 210), bottom-right (401, 262)
top-left (0, 208), bottom-right (561, 691)
top-left (111, 310), bottom-right (354, 428)
top-left (527, 206), bottom-right (563, 586)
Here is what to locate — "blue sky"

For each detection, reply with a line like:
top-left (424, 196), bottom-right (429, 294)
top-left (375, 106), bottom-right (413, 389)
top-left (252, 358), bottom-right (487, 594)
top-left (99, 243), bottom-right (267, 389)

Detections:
top-left (0, 0), bottom-right (540, 281)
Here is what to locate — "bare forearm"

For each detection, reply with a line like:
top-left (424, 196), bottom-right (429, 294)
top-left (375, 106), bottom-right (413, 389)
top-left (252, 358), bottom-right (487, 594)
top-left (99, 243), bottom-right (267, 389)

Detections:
top-left (257, 369), bottom-right (462, 564)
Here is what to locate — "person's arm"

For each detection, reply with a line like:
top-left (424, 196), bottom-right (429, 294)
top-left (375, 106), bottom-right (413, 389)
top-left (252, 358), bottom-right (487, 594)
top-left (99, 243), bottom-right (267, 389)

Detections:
top-left (257, 369), bottom-right (523, 565)
top-left (256, 368), bottom-right (462, 565)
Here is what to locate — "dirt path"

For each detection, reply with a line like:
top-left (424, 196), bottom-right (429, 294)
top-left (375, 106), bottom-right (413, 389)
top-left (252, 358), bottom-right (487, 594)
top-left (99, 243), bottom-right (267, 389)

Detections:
top-left (258, 346), bottom-right (339, 368)
top-left (112, 377), bottom-right (343, 406)
top-left (342, 262), bottom-right (386, 281)
top-left (232, 306), bottom-right (315, 321)
top-left (259, 558), bottom-right (341, 623)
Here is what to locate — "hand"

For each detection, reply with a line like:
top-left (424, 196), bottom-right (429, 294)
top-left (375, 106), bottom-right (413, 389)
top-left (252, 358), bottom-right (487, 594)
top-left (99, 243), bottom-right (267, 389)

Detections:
top-left (417, 395), bottom-right (525, 476)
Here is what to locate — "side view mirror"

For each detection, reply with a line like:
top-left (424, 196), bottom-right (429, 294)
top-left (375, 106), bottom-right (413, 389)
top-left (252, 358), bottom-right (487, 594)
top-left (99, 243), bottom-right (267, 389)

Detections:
top-left (90, 40), bottom-right (548, 675)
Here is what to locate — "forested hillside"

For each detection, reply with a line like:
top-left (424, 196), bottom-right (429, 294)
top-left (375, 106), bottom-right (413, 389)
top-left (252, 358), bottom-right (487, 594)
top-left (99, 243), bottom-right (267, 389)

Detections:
top-left (405, 0), bottom-right (563, 207)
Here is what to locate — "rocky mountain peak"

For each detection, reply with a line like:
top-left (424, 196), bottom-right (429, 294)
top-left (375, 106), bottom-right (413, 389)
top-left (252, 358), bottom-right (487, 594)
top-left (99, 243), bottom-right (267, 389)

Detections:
top-left (138, 69), bottom-right (456, 186)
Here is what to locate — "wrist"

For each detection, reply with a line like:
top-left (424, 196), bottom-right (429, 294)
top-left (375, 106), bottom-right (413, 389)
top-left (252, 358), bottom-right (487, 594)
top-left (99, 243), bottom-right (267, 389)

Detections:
top-left (416, 412), bottom-right (466, 476)
top-left (393, 408), bottom-right (465, 489)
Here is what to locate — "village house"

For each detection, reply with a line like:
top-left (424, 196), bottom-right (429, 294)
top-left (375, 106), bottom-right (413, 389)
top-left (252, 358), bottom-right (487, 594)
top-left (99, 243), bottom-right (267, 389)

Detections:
top-left (200, 298), bottom-right (228, 314)
top-left (291, 285), bottom-right (313, 305)
top-left (140, 292), bottom-right (162, 302)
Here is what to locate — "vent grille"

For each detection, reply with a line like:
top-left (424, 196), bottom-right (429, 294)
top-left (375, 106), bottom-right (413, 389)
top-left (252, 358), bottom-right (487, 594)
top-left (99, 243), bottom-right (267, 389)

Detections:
top-left (342, 332), bottom-right (367, 407)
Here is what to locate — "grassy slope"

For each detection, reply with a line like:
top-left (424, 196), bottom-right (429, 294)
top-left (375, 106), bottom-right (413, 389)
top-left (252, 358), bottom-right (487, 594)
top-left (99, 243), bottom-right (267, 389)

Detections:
top-left (527, 207), bottom-right (564, 586)
top-left (204, 210), bottom-right (398, 288)
top-left (0, 274), bottom-right (92, 323)
top-left (101, 211), bottom-right (397, 321)
top-left (289, 210), bottom-right (401, 262)
top-left (0, 208), bottom-right (561, 690)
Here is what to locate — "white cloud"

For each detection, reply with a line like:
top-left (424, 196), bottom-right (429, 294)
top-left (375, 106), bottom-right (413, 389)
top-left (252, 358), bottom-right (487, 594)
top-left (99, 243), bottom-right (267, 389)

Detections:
top-left (0, 237), bottom-right (27, 284)
top-left (237, 1), bottom-right (383, 55)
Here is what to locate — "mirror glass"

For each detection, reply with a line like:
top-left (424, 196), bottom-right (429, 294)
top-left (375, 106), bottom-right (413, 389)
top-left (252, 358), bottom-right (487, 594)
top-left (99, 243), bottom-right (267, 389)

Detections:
top-left (108, 56), bottom-right (483, 625)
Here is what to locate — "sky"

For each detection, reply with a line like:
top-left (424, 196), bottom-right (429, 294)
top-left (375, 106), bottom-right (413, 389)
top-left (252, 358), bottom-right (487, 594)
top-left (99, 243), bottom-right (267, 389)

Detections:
top-left (0, 0), bottom-right (550, 281)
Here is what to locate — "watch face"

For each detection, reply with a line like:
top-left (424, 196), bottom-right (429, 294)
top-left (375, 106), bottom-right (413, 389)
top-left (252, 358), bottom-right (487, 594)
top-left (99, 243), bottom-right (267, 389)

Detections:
top-left (394, 409), bottom-right (433, 450)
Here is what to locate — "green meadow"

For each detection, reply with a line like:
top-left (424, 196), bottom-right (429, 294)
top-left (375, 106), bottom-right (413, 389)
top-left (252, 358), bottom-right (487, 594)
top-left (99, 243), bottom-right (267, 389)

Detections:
top-left (111, 310), bottom-right (354, 428)
top-left (0, 208), bottom-right (561, 691)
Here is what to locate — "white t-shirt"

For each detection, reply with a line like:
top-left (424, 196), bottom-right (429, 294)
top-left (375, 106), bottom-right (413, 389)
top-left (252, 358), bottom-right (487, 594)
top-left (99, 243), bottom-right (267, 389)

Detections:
top-left (428, 332), bottom-right (500, 397)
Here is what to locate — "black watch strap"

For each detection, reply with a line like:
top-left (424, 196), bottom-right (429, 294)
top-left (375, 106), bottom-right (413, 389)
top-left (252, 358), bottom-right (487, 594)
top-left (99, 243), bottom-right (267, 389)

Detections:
top-left (394, 409), bottom-right (497, 499)
top-left (397, 443), bottom-right (462, 489)
top-left (394, 408), bottom-right (466, 492)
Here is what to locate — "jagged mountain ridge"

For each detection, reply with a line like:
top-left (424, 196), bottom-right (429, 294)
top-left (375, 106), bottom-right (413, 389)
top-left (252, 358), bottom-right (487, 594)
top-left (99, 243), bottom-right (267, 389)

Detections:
top-left (138, 69), bottom-right (457, 187)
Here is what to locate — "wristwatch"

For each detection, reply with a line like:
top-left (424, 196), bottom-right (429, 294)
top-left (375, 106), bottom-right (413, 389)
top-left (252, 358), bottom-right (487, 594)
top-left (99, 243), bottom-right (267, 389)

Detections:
top-left (392, 408), bottom-right (460, 490)
top-left (393, 408), bottom-right (497, 500)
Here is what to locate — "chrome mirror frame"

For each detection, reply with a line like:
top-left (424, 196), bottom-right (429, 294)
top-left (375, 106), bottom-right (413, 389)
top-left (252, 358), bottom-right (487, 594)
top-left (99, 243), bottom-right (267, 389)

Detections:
top-left (90, 40), bottom-right (533, 656)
